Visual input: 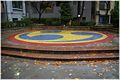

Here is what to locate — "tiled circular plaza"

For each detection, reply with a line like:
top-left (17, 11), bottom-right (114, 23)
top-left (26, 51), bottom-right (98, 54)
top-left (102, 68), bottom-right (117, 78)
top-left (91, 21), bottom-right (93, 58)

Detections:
top-left (8, 30), bottom-right (113, 46)
top-left (2, 28), bottom-right (118, 60)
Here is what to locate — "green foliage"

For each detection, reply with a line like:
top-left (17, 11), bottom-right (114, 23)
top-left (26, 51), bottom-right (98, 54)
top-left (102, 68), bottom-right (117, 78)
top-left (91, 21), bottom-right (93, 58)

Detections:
top-left (60, 2), bottom-right (72, 25)
top-left (40, 18), bottom-right (47, 24)
top-left (111, 1), bottom-right (119, 17)
top-left (1, 19), bottom-right (32, 29)
top-left (45, 19), bottom-right (52, 25)
top-left (50, 21), bottom-right (61, 26)
top-left (1, 21), bottom-right (13, 28)
top-left (30, 18), bottom-right (39, 23)
top-left (15, 19), bottom-right (32, 27)
top-left (45, 18), bottom-right (61, 26)
top-left (30, 18), bottom-right (61, 26)
top-left (71, 21), bottom-right (80, 26)
top-left (80, 21), bottom-right (96, 26)
top-left (30, 18), bottom-right (46, 24)
top-left (111, 1), bottom-right (119, 27)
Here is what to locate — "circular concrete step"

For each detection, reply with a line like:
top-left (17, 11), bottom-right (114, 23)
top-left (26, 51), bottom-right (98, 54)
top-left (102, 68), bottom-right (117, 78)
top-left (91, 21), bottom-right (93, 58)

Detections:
top-left (1, 47), bottom-right (119, 60)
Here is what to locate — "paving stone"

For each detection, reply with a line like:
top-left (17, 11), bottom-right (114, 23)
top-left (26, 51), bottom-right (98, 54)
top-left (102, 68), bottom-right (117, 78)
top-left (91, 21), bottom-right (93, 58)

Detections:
top-left (1, 56), bottom-right (119, 79)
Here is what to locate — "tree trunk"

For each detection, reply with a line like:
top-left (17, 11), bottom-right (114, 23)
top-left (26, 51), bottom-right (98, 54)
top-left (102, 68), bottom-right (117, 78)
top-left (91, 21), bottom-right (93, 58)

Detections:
top-left (79, 1), bottom-right (85, 21)
top-left (38, 13), bottom-right (41, 23)
top-left (77, 1), bottom-right (80, 18)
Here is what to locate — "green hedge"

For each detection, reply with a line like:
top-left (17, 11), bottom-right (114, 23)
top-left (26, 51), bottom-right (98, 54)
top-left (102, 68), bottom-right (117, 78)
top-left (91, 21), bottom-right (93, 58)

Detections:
top-left (111, 17), bottom-right (119, 27)
top-left (61, 17), bottom-right (71, 25)
top-left (2, 18), bottom-right (96, 29)
top-left (50, 21), bottom-right (61, 26)
top-left (80, 21), bottom-right (96, 26)
top-left (15, 19), bottom-right (32, 26)
top-left (1, 22), bottom-right (13, 29)
top-left (71, 21), bottom-right (80, 26)
top-left (30, 18), bottom-right (40, 23)
top-left (30, 18), bottom-right (61, 26)
top-left (1, 19), bottom-right (32, 29)
top-left (30, 18), bottom-right (46, 24)
top-left (45, 18), bottom-right (61, 26)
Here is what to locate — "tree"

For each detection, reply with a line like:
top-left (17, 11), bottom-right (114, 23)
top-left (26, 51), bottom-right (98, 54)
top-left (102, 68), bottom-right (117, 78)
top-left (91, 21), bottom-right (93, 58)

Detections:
top-left (60, 2), bottom-right (72, 25)
top-left (79, 1), bottom-right (85, 21)
top-left (31, 1), bottom-right (49, 23)
top-left (77, 1), bottom-right (81, 18)
top-left (77, 1), bottom-right (85, 21)
top-left (111, 1), bottom-right (119, 27)
top-left (111, 1), bottom-right (119, 17)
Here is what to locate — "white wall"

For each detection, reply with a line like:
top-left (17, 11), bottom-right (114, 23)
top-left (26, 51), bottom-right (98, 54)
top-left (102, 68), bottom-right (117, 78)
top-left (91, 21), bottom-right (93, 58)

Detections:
top-left (6, 1), bottom-right (26, 21)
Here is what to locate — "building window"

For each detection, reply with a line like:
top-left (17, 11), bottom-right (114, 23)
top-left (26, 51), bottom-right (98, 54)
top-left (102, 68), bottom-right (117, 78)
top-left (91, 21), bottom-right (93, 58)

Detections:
top-left (99, 1), bottom-right (110, 10)
top-left (12, 18), bottom-right (18, 22)
top-left (12, 1), bottom-right (23, 9)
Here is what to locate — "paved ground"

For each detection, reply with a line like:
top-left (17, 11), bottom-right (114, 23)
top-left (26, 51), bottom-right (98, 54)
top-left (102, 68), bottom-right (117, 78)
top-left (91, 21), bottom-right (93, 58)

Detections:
top-left (1, 27), bottom-right (119, 79)
top-left (1, 56), bottom-right (119, 79)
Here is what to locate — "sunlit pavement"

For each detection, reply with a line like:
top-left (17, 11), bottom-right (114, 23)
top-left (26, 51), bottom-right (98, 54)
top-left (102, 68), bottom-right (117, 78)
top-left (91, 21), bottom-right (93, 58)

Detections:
top-left (1, 56), bottom-right (119, 79)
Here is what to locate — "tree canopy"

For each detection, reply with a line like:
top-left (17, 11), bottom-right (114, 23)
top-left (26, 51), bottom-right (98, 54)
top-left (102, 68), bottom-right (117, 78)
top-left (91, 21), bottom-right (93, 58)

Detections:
top-left (60, 2), bottom-right (72, 25)
top-left (111, 1), bottom-right (119, 27)
top-left (111, 1), bottom-right (119, 17)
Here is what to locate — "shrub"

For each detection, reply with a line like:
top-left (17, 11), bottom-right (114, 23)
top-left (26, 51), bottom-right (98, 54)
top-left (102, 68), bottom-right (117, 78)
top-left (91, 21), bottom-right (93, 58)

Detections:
top-left (15, 19), bottom-right (32, 27)
top-left (1, 19), bottom-right (32, 29)
top-left (111, 18), bottom-right (119, 27)
top-left (51, 21), bottom-right (61, 26)
top-left (30, 18), bottom-right (61, 25)
top-left (71, 21), bottom-right (80, 26)
top-left (61, 17), bottom-right (71, 25)
top-left (1, 22), bottom-right (13, 29)
top-left (40, 18), bottom-right (46, 24)
top-left (30, 18), bottom-right (40, 23)
top-left (72, 17), bottom-right (78, 21)
top-left (29, 18), bottom-right (61, 25)
top-left (45, 18), bottom-right (52, 25)
top-left (80, 21), bottom-right (96, 26)
top-left (88, 21), bottom-right (96, 26)
top-left (45, 18), bottom-right (61, 26)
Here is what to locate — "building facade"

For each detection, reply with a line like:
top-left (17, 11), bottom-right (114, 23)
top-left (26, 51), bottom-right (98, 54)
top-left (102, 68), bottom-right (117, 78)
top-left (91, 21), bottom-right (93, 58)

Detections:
top-left (1, 1), bottom-right (115, 25)
top-left (95, 1), bottom-right (115, 24)
top-left (1, 1), bottom-right (26, 22)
